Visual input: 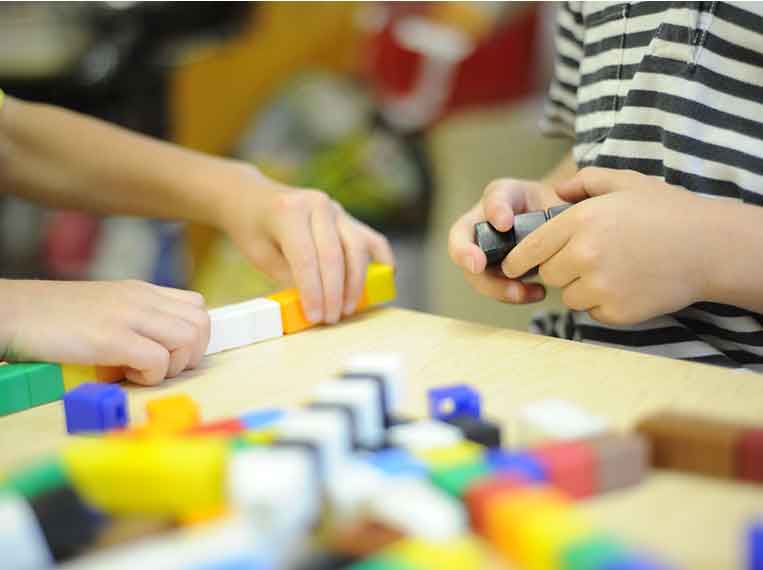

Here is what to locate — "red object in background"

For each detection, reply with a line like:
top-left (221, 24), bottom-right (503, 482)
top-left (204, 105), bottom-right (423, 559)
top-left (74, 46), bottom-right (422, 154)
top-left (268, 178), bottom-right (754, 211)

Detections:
top-left (531, 441), bottom-right (596, 500)
top-left (43, 211), bottom-right (101, 279)
top-left (186, 418), bottom-right (246, 437)
top-left (464, 473), bottom-right (528, 533)
top-left (737, 428), bottom-right (763, 483)
top-left (364, 4), bottom-right (539, 130)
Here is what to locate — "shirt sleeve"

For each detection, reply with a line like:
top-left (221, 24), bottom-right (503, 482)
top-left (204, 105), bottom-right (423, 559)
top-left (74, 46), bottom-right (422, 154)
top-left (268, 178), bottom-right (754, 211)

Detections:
top-left (539, 2), bottom-right (584, 139)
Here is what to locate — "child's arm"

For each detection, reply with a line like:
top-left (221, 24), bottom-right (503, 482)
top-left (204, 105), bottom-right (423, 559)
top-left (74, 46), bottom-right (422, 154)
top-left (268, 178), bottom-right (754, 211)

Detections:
top-left (0, 95), bottom-right (394, 324)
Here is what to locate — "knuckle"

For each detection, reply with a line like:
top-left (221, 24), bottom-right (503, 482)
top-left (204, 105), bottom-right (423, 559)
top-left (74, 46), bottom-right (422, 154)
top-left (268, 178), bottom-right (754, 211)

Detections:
top-left (274, 192), bottom-right (307, 214)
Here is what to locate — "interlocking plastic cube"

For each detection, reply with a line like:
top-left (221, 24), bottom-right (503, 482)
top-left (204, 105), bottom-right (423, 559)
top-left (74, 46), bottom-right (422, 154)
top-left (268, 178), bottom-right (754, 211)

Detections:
top-left (486, 449), bottom-right (548, 482)
top-left (428, 384), bottom-right (481, 421)
top-left (63, 383), bottom-right (128, 434)
top-left (145, 393), bottom-right (200, 433)
top-left (531, 441), bottom-right (597, 499)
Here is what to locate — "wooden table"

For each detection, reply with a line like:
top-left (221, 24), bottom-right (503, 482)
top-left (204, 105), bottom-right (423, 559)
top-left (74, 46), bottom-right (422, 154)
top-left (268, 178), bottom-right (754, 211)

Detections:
top-left (2, 308), bottom-right (762, 569)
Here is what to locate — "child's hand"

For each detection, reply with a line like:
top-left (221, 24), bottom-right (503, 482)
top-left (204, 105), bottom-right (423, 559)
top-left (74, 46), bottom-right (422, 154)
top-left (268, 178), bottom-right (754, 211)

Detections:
top-left (448, 178), bottom-right (567, 304)
top-left (216, 166), bottom-right (395, 325)
top-left (0, 279), bottom-right (209, 386)
top-left (504, 168), bottom-right (709, 325)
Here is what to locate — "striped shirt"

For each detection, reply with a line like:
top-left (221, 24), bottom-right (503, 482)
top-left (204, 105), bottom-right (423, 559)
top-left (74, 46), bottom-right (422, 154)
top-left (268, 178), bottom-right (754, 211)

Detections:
top-left (540, 1), bottom-right (763, 371)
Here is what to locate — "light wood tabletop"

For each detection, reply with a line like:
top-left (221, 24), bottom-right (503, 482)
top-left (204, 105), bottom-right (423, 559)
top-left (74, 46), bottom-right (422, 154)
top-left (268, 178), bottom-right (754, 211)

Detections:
top-left (1, 307), bottom-right (762, 569)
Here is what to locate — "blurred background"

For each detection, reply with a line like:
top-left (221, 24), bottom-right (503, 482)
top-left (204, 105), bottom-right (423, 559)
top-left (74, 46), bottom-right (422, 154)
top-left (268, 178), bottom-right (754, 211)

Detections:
top-left (0, 1), bottom-right (571, 332)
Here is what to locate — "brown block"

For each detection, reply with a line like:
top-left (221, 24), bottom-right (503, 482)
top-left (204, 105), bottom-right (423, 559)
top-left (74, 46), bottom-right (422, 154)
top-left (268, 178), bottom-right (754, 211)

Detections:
top-left (636, 411), bottom-right (744, 478)
top-left (737, 428), bottom-right (763, 483)
top-left (585, 433), bottom-right (650, 493)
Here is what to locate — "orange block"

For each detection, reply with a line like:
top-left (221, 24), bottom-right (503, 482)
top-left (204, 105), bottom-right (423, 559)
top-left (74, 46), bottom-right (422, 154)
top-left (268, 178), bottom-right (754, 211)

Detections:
top-left (145, 394), bottom-right (201, 433)
top-left (267, 288), bottom-right (312, 334)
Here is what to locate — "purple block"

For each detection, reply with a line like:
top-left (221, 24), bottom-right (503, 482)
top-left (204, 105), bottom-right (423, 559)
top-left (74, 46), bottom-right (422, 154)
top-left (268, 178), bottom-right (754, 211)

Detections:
top-left (749, 520), bottom-right (763, 570)
top-left (486, 449), bottom-right (548, 482)
top-left (428, 384), bottom-right (481, 421)
top-left (63, 383), bottom-right (128, 434)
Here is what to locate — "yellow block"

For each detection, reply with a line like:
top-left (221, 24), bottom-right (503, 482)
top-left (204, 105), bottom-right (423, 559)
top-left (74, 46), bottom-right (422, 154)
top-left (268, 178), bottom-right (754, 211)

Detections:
top-left (514, 506), bottom-right (592, 570)
top-left (240, 428), bottom-right (277, 446)
top-left (415, 441), bottom-right (484, 470)
top-left (484, 486), bottom-right (569, 561)
top-left (146, 394), bottom-right (201, 433)
top-left (62, 364), bottom-right (124, 391)
top-left (358, 263), bottom-right (396, 310)
top-left (62, 437), bottom-right (227, 516)
top-left (386, 536), bottom-right (488, 570)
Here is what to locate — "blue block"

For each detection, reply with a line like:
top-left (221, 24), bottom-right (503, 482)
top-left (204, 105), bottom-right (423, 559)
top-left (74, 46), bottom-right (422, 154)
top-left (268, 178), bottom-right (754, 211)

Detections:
top-left (239, 408), bottom-right (284, 430)
top-left (187, 554), bottom-right (269, 570)
top-left (601, 553), bottom-right (673, 570)
top-left (749, 520), bottom-right (763, 570)
top-left (63, 383), bottom-right (128, 434)
top-left (428, 384), bottom-right (481, 421)
top-left (486, 449), bottom-right (547, 482)
top-left (365, 448), bottom-right (428, 479)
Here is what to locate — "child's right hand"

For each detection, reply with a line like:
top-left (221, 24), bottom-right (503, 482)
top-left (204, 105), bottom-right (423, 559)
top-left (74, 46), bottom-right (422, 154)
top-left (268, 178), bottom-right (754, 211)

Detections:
top-left (448, 178), bottom-right (566, 305)
top-left (0, 279), bottom-right (209, 386)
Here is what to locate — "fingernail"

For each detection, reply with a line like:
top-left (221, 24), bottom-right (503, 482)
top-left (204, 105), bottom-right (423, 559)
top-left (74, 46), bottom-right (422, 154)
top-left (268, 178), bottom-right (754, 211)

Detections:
top-left (506, 283), bottom-right (520, 303)
top-left (307, 309), bottom-right (322, 323)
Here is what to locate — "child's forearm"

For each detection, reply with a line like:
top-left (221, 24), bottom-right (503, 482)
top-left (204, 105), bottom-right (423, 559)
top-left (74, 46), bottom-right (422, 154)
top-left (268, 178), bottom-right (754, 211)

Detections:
top-left (702, 198), bottom-right (763, 314)
top-left (0, 95), bottom-right (245, 228)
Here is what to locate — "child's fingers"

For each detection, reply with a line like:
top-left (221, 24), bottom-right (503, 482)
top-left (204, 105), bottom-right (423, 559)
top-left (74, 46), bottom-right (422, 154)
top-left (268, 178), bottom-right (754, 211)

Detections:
top-left (337, 219), bottom-right (369, 317)
top-left (148, 297), bottom-right (210, 369)
top-left (448, 204), bottom-right (488, 274)
top-left (365, 225), bottom-right (395, 267)
top-left (536, 243), bottom-right (580, 289)
top-left (134, 310), bottom-right (202, 370)
top-left (481, 179), bottom-right (528, 232)
top-left (310, 202), bottom-right (345, 325)
top-left (463, 269), bottom-right (546, 304)
top-left (166, 346), bottom-right (192, 379)
top-left (121, 333), bottom-right (170, 386)
top-left (560, 278), bottom-right (597, 312)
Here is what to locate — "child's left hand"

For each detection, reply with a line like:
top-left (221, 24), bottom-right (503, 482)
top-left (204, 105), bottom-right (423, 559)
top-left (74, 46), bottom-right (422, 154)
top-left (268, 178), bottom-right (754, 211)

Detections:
top-left (503, 167), bottom-right (711, 325)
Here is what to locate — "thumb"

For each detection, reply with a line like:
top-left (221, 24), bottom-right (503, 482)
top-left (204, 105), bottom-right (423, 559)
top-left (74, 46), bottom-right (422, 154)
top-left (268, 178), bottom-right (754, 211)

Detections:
top-left (554, 167), bottom-right (640, 202)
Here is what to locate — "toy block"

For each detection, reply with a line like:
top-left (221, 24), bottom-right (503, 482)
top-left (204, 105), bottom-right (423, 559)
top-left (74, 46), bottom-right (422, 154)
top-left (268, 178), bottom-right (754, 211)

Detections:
top-left (61, 364), bottom-right (123, 391)
top-left (416, 441), bottom-right (484, 470)
top-left (177, 504), bottom-right (229, 527)
top-left (358, 262), bottom-right (397, 309)
top-left (344, 352), bottom-right (404, 426)
top-left (748, 520), bottom-right (763, 570)
top-left (515, 399), bottom-right (607, 447)
top-left (737, 429), bottom-right (763, 483)
top-left (561, 534), bottom-right (626, 570)
top-left (2, 456), bottom-right (67, 499)
top-left (326, 459), bottom-right (387, 520)
top-left (267, 288), bottom-right (313, 334)
top-left (145, 393), bottom-right (200, 433)
top-left (364, 448), bottom-right (429, 479)
top-left (20, 363), bottom-right (64, 407)
top-left (463, 474), bottom-right (528, 532)
top-left (276, 409), bottom-right (353, 480)
top-left (601, 554), bottom-right (675, 570)
top-left (513, 507), bottom-right (592, 570)
top-left (387, 419), bottom-right (464, 452)
top-left (0, 493), bottom-right (53, 569)
top-left (62, 437), bottom-right (227, 516)
top-left (186, 418), bottom-right (245, 437)
top-left (313, 378), bottom-right (385, 449)
top-left (368, 478), bottom-right (467, 541)
top-left (0, 364), bottom-right (32, 416)
top-left (483, 486), bottom-right (569, 557)
top-left (291, 552), bottom-right (357, 570)
top-left (430, 460), bottom-right (491, 498)
top-left (63, 383), bottom-right (128, 434)
top-left (531, 441), bottom-right (597, 499)
top-left (239, 408), bottom-right (284, 430)
top-left (29, 485), bottom-right (102, 561)
top-left (485, 449), bottom-right (548, 482)
top-left (428, 384), bottom-right (481, 421)
top-left (205, 298), bottom-right (283, 355)
top-left (329, 518), bottom-right (405, 559)
top-left (384, 537), bottom-right (488, 570)
top-left (227, 448), bottom-right (319, 536)
top-left (236, 428), bottom-right (277, 447)
top-left (447, 416), bottom-right (501, 447)
top-left (635, 411), bottom-right (743, 478)
top-left (346, 557), bottom-right (416, 570)
top-left (585, 433), bottom-right (650, 493)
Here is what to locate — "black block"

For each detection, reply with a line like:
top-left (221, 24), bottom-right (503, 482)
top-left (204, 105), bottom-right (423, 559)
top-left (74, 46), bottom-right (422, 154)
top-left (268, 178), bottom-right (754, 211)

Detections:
top-left (447, 416), bottom-right (502, 448)
top-left (474, 221), bottom-right (515, 266)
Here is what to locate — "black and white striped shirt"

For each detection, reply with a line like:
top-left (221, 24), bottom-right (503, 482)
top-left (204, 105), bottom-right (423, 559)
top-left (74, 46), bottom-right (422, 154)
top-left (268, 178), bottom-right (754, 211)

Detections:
top-left (541, 1), bottom-right (763, 371)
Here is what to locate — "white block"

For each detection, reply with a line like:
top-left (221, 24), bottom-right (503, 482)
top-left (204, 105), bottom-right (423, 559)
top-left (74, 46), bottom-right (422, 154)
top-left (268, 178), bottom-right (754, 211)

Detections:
top-left (0, 494), bottom-right (52, 570)
top-left (344, 353), bottom-right (404, 416)
top-left (515, 398), bottom-right (608, 447)
top-left (369, 478), bottom-right (467, 541)
top-left (276, 410), bottom-right (352, 480)
top-left (227, 448), bottom-right (319, 539)
top-left (205, 298), bottom-right (283, 355)
top-left (326, 460), bottom-right (386, 521)
top-left (387, 420), bottom-right (463, 452)
top-left (313, 378), bottom-right (384, 448)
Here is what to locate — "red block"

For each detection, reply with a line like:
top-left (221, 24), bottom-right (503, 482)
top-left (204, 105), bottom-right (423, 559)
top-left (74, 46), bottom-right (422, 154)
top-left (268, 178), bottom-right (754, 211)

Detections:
top-left (737, 428), bottom-right (763, 483)
top-left (531, 441), bottom-right (596, 499)
top-left (186, 418), bottom-right (245, 437)
top-left (463, 473), bottom-right (528, 533)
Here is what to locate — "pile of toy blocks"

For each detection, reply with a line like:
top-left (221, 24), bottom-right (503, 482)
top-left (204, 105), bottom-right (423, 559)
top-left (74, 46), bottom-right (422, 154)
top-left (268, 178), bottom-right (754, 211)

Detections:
top-left (11, 353), bottom-right (750, 570)
top-left (0, 263), bottom-right (396, 418)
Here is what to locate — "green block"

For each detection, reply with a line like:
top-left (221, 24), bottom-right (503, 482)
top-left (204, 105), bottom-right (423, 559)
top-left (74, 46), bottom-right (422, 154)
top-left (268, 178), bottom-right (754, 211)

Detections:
top-left (2, 456), bottom-right (67, 498)
top-left (0, 365), bottom-right (31, 416)
top-left (346, 557), bottom-right (416, 570)
top-left (430, 461), bottom-right (491, 498)
top-left (20, 363), bottom-right (64, 406)
top-left (561, 534), bottom-right (625, 570)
